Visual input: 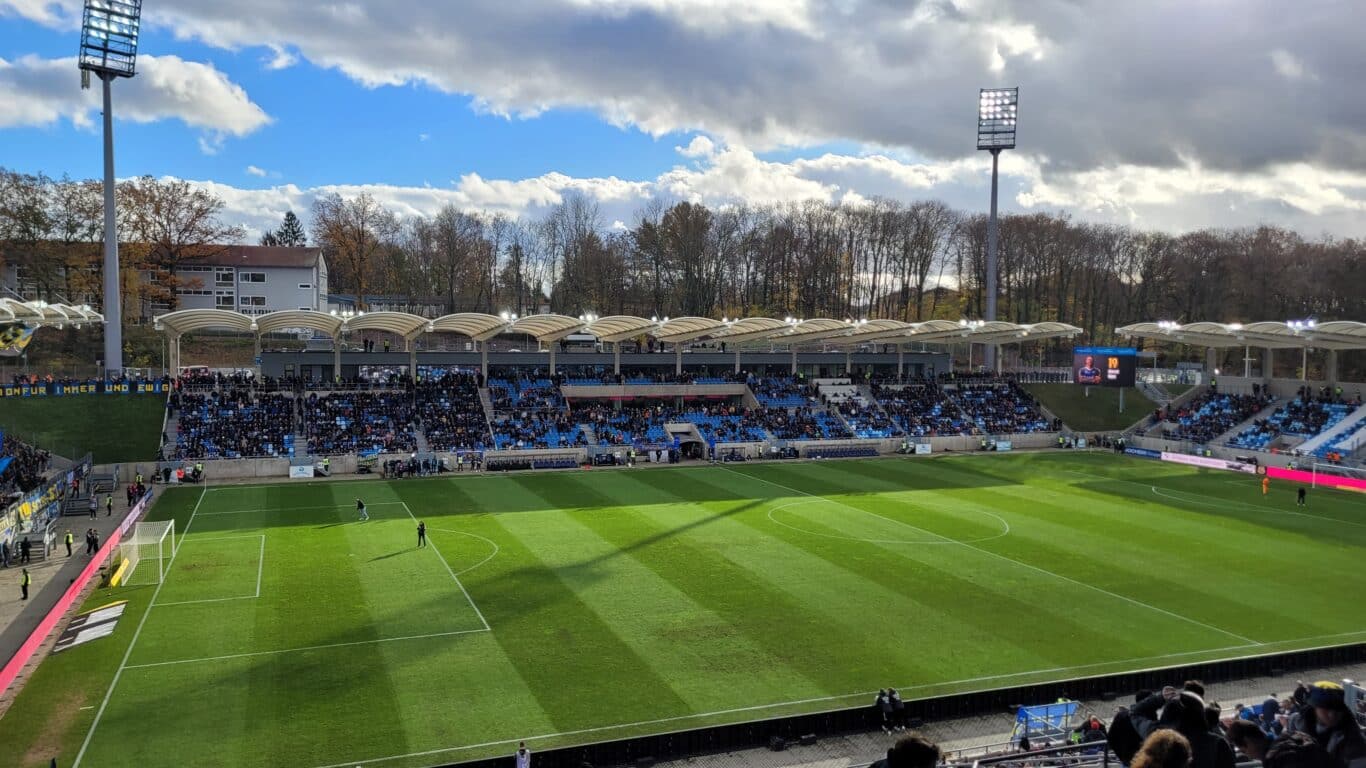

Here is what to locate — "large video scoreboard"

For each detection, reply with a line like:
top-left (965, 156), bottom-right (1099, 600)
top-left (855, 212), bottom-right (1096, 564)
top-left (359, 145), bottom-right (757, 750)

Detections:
top-left (1073, 346), bottom-right (1137, 387)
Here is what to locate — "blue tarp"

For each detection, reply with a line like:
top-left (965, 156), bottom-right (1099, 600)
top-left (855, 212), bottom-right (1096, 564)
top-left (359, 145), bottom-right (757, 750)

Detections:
top-left (1013, 701), bottom-right (1078, 738)
top-left (0, 457), bottom-right (11, 475)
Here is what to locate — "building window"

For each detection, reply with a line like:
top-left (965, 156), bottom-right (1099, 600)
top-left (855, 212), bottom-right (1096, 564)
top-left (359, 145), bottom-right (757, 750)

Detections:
top-left (216, 295), bottom-right (234, 307)
top-left (299, 307), bottom-right (312, 311)
top-left (298, 283), bottom-right (312, 289)
top-left (239, 296), bottom-right (266, 307)
top-left (240, 272), bottom-right (266, 283)
top-left (216, 269), bottom-right (234, 285)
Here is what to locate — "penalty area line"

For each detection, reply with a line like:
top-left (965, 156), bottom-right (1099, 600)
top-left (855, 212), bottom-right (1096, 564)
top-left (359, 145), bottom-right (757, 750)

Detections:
top-left (123, 628), bottom-right (491, 670)
top-left (71, 481), bottom-right (208, 767)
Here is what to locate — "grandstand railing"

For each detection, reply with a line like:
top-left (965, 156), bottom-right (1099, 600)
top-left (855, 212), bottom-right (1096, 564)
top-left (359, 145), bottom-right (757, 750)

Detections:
top-left (971, 742), bottom-right (1115, 768)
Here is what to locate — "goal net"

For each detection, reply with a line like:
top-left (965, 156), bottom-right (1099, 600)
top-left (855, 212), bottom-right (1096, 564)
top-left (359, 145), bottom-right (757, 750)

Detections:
top-left (1311, 463), bottom-right (1366, 491)
top-left (115, 520), bottom-right (179, 587)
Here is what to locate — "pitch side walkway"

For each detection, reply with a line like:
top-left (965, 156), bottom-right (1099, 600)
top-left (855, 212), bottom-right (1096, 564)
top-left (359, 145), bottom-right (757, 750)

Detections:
top-left (0, 503), bottom-right (130, 711)
top-left (654, 661), bottom-right (1366, 768)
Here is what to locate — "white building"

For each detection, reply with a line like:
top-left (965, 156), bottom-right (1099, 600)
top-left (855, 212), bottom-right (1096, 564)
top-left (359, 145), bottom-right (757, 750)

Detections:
top-left (170, 246), bottom-right (328, 317)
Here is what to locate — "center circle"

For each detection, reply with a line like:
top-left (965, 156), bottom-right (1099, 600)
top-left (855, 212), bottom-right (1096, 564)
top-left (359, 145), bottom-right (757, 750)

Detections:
top-left (766, 499), bottom-right (1010, 545)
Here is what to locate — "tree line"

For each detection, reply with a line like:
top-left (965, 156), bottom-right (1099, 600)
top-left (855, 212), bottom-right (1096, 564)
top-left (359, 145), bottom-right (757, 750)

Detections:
top-left (3, 167), bottom-right (1364, 345)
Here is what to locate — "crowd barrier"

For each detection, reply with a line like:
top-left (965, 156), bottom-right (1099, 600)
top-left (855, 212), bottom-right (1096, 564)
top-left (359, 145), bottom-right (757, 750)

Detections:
top-left (0, 490), bottom-right (152, 696)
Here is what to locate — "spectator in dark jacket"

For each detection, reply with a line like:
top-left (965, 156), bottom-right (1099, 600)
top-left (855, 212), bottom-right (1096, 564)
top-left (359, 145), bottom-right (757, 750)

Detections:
top-left (1290, 683), bottom-right (1366, 768)
top-left (1265, 733), bottom-right (1334, 768)
top-left (1227, 719), bottom-right (1271, 762)
top-left (1129, 688), bottom-right (1236, 768)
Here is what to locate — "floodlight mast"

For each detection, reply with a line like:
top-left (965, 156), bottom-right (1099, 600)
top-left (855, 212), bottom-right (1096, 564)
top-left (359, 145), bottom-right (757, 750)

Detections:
top-left (78, 0), bottom-right (142, 379)
top-left (976, 86), bottom-right (1017, 372)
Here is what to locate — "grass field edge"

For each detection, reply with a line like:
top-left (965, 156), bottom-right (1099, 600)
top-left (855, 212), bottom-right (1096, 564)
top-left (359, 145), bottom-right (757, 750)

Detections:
top-left (309, 631), bottom-right (1366, 768)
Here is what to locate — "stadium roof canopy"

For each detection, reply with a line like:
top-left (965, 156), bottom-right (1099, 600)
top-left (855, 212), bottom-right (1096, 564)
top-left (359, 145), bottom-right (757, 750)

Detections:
top-left (584, 315), bottom-right (658, 343)
top-left (429, 313), bottom-right (506, 341)
top-left (149, 308), bottom-right (1085, 349)
top-left (1117, 321), bottom-right (1366, 350)
top-left (509, 313), bottom-right (585, 342)
top-left (654, 316), bottom-right (727, 343)
top-left (0, 299), bottom-right (104, 327)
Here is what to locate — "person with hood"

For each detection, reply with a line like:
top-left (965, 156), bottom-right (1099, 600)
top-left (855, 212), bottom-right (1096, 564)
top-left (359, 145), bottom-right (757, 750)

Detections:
top-left (1125, 686), bottom-right (1236, 768)
top-left (1290, 682), bottom-right (1366, 768)
top-left (1264, 733), bottom-right (1334, 768)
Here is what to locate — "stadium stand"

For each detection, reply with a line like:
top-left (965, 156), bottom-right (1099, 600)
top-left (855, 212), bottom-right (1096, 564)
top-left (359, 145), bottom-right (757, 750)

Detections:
top-left (871, 381), bottom-right (977, 437)
top-left (751, 377), bottom-right (816, 408)
top-left (173, 389), bottom-right (296, 459)
top-left (837, 399), bottom-right (902, 438)
top-left (416, 374), bottom-right (491, 452)
top-left (0, 434), bottom-right (50, 495)
top-left (491, 413), bottom-right (587, 450)
top-left (949, 379), bottom-right (1052, 434)
top-left (302, 391), bottom-right (418, 455)
top-left (1161, 391), bottom-right (1270, 444)
top-left (489, 377), bottom-right (565, 411)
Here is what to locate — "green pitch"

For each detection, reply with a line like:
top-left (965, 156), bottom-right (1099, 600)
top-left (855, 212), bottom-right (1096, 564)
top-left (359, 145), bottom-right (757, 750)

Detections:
top-left (6, 453), bottom-right (1366, 768)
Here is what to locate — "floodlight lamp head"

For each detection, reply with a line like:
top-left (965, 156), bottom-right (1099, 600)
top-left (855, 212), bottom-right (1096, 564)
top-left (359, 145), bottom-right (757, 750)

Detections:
top-left (78, 0), bottom-right (142, 79)
top-left (977, 86), bottom-right (1018, 151)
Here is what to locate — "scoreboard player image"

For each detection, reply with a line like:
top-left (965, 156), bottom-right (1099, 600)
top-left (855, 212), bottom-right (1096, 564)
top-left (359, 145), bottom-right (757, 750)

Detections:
top-left (1072, 346), bottom-right (1137, 387)
top-left (1077, 355), bottom-right (1102, 384)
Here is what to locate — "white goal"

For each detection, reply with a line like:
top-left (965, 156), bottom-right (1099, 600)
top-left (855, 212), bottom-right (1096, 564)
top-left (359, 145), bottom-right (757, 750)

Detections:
top-left (115, 520), bottom-right (179, 586)
top-left (1311, 462), bottom-right (1366, 490)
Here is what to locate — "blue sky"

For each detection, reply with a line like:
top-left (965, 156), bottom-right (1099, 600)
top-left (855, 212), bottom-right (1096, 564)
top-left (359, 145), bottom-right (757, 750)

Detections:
top-left (1, 0), bottom-right (1363, 237)
top-left (0, 14), bottom-right (704, 187)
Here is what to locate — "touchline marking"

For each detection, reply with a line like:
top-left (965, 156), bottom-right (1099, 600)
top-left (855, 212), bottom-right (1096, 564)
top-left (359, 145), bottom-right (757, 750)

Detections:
top-left (718, 465), bottom-right (1258, 645)
top-left (401, 502), bottom-right (491, 630)
top-left (430, 528), bottom-right (501, 576)
top-left (255, 534), bottom-right (265, 597)
top-left (72, 482), bottom-right (208, 767)
top-left (765, 499), bottom-right (1011, 545)
top-left (197, 501), bottom-right (406, 516)
top-left (122, 628), bottom-right (490, 670)
top-left (155, 594), bottom-right (257, 607)
top-left (312, 629), bottom-right (1366, 768)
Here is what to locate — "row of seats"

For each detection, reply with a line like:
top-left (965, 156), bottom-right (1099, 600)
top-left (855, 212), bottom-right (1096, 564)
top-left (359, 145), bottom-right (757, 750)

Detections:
top-left (1162, 393), bottom-right (1270, 444)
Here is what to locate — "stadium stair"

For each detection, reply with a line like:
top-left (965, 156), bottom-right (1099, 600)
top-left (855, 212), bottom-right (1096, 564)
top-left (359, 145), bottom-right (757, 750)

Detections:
top-left (477, 387), bottom-right (497, 440)
top-left (1296, 402), bottom-right (1366, 456)
top-left (1217, 400), bottom-right (1283, 446)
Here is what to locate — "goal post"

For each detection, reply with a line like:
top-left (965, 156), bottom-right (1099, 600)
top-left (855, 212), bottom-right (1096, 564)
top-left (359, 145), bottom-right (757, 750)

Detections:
top-left (1310, 463), bottom-right (1366, 491)
top-left (115, 520), bottom-right (178, 587)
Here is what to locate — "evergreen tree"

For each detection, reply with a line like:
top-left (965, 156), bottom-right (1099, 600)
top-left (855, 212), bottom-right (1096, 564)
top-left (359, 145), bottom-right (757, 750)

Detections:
top-left (259, 230), bottom-right (280, 246)
top-left (276, 210), bottom-right (307, 247)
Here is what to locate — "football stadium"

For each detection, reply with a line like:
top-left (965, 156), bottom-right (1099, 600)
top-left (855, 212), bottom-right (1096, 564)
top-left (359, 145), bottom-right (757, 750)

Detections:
top-left (2, 2), bottom-right (1366, 768)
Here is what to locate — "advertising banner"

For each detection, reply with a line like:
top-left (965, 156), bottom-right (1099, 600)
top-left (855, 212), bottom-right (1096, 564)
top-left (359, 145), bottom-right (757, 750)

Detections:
top-left (1160, 452), bottom-right (1257, 473)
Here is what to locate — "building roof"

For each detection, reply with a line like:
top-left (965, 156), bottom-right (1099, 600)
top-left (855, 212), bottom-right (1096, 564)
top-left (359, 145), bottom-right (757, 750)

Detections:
top-left (181, 246), bottom-right (323, 270)
top-left (1117, 320), bottom-right (1366, 350)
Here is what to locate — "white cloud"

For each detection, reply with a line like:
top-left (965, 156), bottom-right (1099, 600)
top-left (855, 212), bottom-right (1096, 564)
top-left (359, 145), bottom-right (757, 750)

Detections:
top-left (0, 53), bottom-right (271, 143)
top-left (172, 143), bottom-right (1366, 242)
top-left (264, 45), bottom-right (298, 70)
top-left (418, 133), bottom-right (430, 142)
top-left (676, 135), bottom-right (717, 159)
top-left (245, 165), bottom-right (269, 177)
top-left (1270, 49), bottom-right (1314, 81)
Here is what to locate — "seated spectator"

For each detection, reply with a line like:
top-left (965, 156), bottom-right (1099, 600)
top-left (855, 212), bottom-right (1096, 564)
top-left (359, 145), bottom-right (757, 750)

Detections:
top-left (1265, 733), bottom-right (1335, 768)
top-left (1290, 682), bottom-right (1366, 768)
top-left (1128, 687), bottom-right (1236, 768)
top-left (1133, 730), bottom-right (1193, 768)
